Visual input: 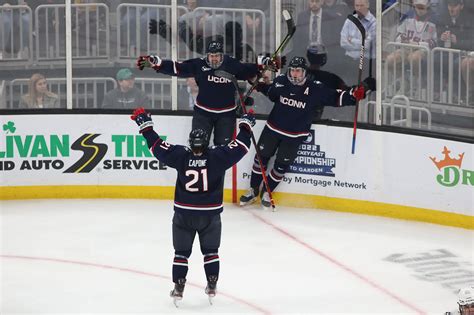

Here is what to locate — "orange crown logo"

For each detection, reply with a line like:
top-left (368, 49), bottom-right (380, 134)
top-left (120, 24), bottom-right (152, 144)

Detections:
top-left (429, 146), bottom-right (464, 170)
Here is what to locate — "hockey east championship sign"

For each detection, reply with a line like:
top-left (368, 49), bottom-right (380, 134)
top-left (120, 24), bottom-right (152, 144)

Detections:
top-left (286, 129), bottom-right (367, 190)
top-left (287, 130), bottom-right (336, 177)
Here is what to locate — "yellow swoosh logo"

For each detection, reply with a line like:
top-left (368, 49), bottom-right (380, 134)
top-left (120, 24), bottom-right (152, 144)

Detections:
top-left (75, 134), bottom-right (99, 173)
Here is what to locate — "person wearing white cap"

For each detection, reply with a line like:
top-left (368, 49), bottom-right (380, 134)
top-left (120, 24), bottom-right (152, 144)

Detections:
top-left (385, 0), bottom-right (437, 82)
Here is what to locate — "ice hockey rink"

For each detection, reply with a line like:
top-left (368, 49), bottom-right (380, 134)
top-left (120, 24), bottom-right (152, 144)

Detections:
top-left (1, 199), bottom-right (473, 314)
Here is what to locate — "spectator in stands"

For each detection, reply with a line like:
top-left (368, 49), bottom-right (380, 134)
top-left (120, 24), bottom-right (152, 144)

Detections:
top-left (292, 0), bottom-right (329, 55)
top-left (177, 0), bottom-right (207, 39)
top-left (434, 0), bottom-right (473, 98)
top-left (323, 0), bottom-right (349, 16)
top-left (385, 0), bottom-right (438, 78)
top-left (383, 0), bottom-right (398, 11)
top-left (240, 0), bottom-right (268, 46)
top-left (461, 53), bottom-right (474, 104)
top-left (119, 0), bottom-right (165, 56)
top-left (340, 0), bottom-right (376, 83)
top-left (437, 0), bottom-right (472, 50)
top-left (19, 73), bottom-right (60, 109)
top-left (0, 1), bottom-right (31, 59)
top-left (153, 18), bottom-right (255, 62)
top-left (102, 68), bottom-right (150, 109)
top-left (291, 0), bottom-right (346, 74)
top-left (346, 0), bottom-right (377, 14)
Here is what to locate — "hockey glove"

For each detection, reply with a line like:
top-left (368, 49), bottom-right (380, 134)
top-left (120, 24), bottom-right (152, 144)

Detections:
top-left (238, 110), bottom-right (256, 131)
top-left (254, 82), bottom-right (268, 93)
top-left (244, 96), bottom-right (254, 107)
top-left (149, 19), bottom-right (169, 38)
top-left (362, 77), bottom-right (376, 92)
top-left (131, 107), bottom-right (154, 133)
top-left (257, 55), bottom-right (282, 71)
top-left (137, 55), bottom-right (162, 71)
top-left (149, 19), bottom-right (158, 34)
top-left (235, 97), bottom-right (255, 117)
top-left (352, 84), bottom-right (366, 102)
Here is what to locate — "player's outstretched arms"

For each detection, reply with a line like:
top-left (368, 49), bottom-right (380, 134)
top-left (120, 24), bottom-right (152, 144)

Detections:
top-left (131, 107), bottom-right (154, 133)
top-left (331, 84), bottom-right (367, 107)
top-left (130, 107), bottom-right (186, 168)
top-left (212, 111), bottom-right (256, 171)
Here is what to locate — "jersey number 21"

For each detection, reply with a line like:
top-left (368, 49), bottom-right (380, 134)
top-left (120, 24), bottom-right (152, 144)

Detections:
top-left (185, 169), bottom-right (208, 192)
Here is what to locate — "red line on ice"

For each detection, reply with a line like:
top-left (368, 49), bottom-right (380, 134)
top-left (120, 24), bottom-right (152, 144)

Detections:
top-left (1, 254), bottom-right (271, 314)
top-left (248, 211), bottom-right (427, 315)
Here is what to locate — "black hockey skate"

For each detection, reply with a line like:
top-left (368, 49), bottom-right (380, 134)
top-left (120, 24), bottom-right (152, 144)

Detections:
top-left (239, 187), bottom-right (258, 206)
top-left (170, 278), bottom-right (186, 307)
top-left (205, 275), bottom-right (218, 304)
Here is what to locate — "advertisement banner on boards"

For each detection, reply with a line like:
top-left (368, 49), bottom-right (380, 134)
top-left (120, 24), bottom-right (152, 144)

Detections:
top-left (0, 115), bottom-right (195, 187)
top-left (1, 115), bottom-right (472, 215)
top-left (235, 124), bottom-right (473, 216)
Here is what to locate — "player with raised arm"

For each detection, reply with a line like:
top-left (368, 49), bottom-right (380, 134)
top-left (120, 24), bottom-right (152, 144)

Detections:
top-left (136, 40), bottom-right (279, 146)
top-left (446, 286), bottom-right (474, 315)
top-left (131, 107), bottom-right (255, 306)
top-left (239, 56), bottom-right (367, 209)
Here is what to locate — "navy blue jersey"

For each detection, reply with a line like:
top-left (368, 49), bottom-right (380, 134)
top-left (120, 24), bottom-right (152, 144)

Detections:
top-left (307, 69), bottom-right (348, 90)
top-left (157, 55), bottom-right (259, 116)
top-left (141, 126), bottom-right (251, 216)
top-left (259, 74), bottom-right (356, 138)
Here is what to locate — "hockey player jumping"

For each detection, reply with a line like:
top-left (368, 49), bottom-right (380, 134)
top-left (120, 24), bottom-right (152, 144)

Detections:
top-left (136, 40), bottom-right (279, 146)
top-left (240, 56), bottom-right (367, 209)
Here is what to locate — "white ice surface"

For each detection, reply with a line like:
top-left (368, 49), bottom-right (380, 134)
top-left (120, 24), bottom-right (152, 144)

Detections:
top-left (1, 199), bottom-right (473, 314)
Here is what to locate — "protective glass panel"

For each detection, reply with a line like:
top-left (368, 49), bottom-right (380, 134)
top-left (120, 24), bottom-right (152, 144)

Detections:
top-left (1, 0), bottom-right (65, 110)
top-left (382, 0), bottom-right (474, 137)
top-left (283, 0), bottom-right (378, 122)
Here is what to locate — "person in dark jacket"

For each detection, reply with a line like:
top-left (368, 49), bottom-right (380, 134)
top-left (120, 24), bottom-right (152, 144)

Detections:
top-left (102, 68), bottom-right (150, 109)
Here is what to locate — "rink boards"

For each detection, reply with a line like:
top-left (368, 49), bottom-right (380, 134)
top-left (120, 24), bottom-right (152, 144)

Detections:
top-left (0, 114), bottom-right (472, 229)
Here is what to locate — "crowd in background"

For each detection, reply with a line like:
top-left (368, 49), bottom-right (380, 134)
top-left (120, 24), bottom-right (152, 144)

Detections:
top-left (0, 0), bottom-right (473, 131)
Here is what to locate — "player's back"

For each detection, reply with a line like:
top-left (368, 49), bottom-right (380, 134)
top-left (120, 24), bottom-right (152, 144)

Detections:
top-left (171, 134), bottom-right (250, 216)
top-left (173, 148), bottom-right (228, 215)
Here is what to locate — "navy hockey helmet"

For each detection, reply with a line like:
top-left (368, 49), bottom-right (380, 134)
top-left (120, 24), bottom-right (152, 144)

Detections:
top-left (206, 40), bottom-right (224, 69)
top-left (189, 129), bottom-right (209, 153)
top-left (206, 40), bottom-right (224, 54)
top-left (306, 44), bottom-right (327, 67)
top-left (287, 56), bottom-right (308, 85)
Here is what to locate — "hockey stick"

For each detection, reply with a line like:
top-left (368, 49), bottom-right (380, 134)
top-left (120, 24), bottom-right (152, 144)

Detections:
top-left (368, 39), bottom-right (373, 79)
top-left (272, 10), bottom-right (296, 60)
top-left (346, 13), bottom-right (366, 155)
top-left (243, 10), bottom-right (296, 103)
top-left (215, 70), bottom-right (276, 211)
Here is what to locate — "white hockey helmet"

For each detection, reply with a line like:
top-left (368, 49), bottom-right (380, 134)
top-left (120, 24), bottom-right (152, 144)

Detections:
top-left (458, 286), bottom-right (474, 315)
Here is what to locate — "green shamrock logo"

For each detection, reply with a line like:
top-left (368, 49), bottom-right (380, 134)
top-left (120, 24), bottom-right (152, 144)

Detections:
top-left (3, 121), bottom-right (16, 134)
